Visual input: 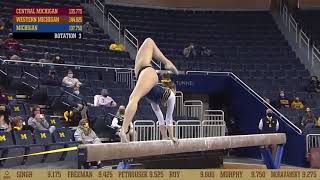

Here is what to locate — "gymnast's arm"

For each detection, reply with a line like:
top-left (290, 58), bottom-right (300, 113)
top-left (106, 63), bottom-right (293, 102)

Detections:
top-left (170, 83), bottom-right (177, 94)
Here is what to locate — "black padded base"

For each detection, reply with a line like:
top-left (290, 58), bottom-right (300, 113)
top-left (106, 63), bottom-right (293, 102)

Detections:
top-left (135, 150), bottom-right (224, 169)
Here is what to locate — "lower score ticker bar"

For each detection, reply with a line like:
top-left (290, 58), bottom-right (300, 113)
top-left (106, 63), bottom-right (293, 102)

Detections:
top-left (12, 32), bottom-right (83, 39)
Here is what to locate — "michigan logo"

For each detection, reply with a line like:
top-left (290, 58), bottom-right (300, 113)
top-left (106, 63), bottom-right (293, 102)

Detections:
top-left (3, 170), bottom-right (10, 180)
top-left (14, 106), bottom-right (20, 112)
top-left (50, 119), bottom-right (56, 125)
top-left (20, 134), bottom-right (27, 140)
top-left (0, 135), bottom-right (6, 141)
top-left (40, 133), bottom-right (47, 139)
top-left (59, 132), bottom-right (65, 138)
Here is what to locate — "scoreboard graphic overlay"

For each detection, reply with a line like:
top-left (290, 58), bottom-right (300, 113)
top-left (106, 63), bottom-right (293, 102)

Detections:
top-left (12, 7), bottom-right (83, 39)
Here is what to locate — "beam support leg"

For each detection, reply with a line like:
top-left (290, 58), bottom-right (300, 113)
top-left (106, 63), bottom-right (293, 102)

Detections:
top-left (274, 144), bottom-right (284, 169)
top-left (260, 144), bottom-right (284, 169)
top-left (117, 160), bottom-right (131, 169)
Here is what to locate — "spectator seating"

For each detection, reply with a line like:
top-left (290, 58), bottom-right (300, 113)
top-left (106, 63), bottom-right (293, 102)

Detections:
top-left (88, 106), bottom-right (108, 118)
top-left (105, 4), bottom-right (319, 124)
top-left (34, 130), bottom-right (65, 163)
top-left (52, 129), bottom-right (78, 161)
top-left (47, 116), bottom-right (64, 128)
top-left (294, 10), bottom-right (320, 49)
top-left (0, 131), bottom-right (25, 167)
top-left (23, 103), bottom-right (33, 116)
top-left (0, 129), bottom-right (79, 167)
top-left (12, 130), bottom-right (45, 165)
top-left (9, 103), bottom-right (26, 117)
top-left (107, 5), bottom-right (308, 88)
top-left (92, 116), bottom-right (114, 139)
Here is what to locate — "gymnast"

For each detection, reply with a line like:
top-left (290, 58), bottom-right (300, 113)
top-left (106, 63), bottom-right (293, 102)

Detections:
top-left (119, 38), bottom-right (178, 143)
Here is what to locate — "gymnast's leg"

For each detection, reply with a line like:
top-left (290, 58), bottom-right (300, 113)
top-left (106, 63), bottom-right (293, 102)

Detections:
top-left (150, 102), bottom-right (168, 140)
top-left (165, 91), bottom-right (177, 142)
top-left (120, 38), bottom-right (177, 142)
top-left (134, 38), bottom-right (178, 76)
top-left (151, 39), bottom-right (178, 74)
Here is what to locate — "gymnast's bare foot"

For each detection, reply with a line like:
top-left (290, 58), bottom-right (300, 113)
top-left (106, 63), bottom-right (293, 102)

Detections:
top-left (119, 130), bottom-right (129, 143)
top-left (164, 61), bottom-right (178, 74)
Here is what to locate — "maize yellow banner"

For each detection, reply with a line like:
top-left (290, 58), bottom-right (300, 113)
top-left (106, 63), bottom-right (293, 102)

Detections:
top-left (0, 169), bottom-right (318, 180)
top-left (0, 146), bottom-right (78, 161)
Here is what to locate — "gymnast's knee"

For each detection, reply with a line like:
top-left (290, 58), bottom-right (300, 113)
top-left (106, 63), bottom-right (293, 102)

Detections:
top-left (165, 119), bottom-right (173, 126)
top-left (158, 120), bottom-right (165, 126)
top-left (143, 37), bottom-right (154, 45)
top-left (129, 94), bottom-right (141, 103)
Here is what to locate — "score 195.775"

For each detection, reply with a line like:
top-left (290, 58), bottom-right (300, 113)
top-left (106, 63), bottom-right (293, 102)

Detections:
top-left (69, 8), bottom-right (82, 15)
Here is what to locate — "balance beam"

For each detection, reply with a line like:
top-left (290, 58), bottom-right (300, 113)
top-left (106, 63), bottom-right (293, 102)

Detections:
top-left (78, 133), bottom-right (286, 162)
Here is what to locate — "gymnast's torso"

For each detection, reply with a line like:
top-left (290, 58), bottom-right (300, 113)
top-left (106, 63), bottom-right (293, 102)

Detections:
top-left (145, 84), bottom-right (171, 104)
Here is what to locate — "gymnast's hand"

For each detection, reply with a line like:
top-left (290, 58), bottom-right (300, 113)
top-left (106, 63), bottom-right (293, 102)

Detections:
top-left (119, 129), bottom-right (129, 143)
top-left (170, 137), bottom-right (178, 143)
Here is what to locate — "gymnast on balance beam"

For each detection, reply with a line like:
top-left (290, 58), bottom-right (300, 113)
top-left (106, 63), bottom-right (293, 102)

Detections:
top-left (119, 38), bottom-right (178, 143)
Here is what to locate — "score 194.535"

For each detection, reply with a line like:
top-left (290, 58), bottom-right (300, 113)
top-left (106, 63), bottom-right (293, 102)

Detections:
top-left (69, 25), bottom-right (82, 31)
